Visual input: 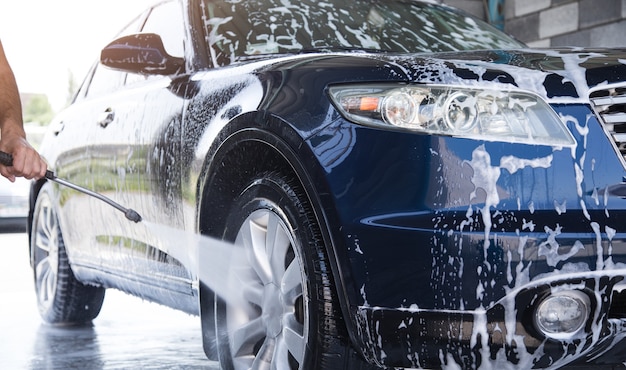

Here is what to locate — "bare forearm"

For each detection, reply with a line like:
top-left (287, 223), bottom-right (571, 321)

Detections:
top-left (0, 41), bottom-right (25, 140)
top-left (0, 63), bottom-right (25, 138)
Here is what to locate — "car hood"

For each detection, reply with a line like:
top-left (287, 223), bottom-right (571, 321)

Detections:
top-left (383, 48), bottom-right (626, 103)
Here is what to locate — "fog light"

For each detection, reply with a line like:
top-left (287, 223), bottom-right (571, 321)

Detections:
top-left (535, 291), bottom-right (589, 340)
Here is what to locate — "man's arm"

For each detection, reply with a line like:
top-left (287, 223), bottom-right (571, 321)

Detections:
top-left (0, 40), bottom-right (47, 181)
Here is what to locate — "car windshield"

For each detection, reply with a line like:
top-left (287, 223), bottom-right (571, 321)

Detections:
top-left (201, 0), bottom-right (524, 65)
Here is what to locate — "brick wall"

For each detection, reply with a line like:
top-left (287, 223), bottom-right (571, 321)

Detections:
top-left (440, 0), bottom-right (626, 48)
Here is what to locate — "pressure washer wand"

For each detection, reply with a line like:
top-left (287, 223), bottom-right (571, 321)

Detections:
top-left (0, 151), bottom-right (142, 223)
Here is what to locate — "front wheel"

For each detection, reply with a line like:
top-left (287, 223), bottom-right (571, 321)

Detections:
top-left (213, 171), bottom-right (369, 370)
top-left (31, 183), bottom-right (105, 324)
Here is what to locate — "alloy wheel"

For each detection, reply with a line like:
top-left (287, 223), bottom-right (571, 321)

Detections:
top-left (227, 208), bottom-right (307, 369)
top-left (33, 196), bottom-right (60, 312)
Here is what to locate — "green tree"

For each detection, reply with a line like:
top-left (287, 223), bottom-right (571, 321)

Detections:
top-left (23, 95), bottom-right (54, 125)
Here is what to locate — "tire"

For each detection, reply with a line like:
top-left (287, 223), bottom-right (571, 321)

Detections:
top-left (31, 183), bottom-right (105, 324)
top-left (214, 171), bottom-right (373, 370)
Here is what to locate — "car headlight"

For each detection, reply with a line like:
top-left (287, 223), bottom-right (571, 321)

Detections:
top-left (328, 84), bottom-right (575, 146)
top-left (534, 290), bottom-right (590, 340)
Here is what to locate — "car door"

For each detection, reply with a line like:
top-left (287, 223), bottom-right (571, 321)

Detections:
top-left (55, 1), bottom-right (190, 293)
top-left (91, 1), bottom-right (191, 289)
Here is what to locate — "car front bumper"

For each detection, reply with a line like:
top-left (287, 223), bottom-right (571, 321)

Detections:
top-left (354, 271), bottom-right (626, 369)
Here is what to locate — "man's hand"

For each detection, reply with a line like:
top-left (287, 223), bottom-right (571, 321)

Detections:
top-left (0, 131), bottom-right (47, 181)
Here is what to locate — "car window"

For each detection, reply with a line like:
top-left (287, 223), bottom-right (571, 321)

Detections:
top-left (141, 1), bottom-right (185, 58)
top-left (201, 0), bottom-right (524, 66)
top-left (86, 64), bottom-right (127, 98)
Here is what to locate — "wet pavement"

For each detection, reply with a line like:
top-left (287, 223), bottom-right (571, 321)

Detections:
top-left (0, 232), bottom-right (219, 370)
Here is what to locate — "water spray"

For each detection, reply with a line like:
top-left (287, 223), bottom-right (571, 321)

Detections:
top-left (0, 150), bottom-right (142, 223)
top-left (1, 151), bottom-right (247, 307)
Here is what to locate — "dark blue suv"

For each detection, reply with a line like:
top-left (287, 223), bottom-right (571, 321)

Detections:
top-left (28, 0), bottom-right (626, 368)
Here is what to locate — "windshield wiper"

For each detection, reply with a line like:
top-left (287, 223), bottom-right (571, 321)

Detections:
top-left (234, 47), bottom-right (391, 63)
top-left (298, 46), bottom-right (391, 54)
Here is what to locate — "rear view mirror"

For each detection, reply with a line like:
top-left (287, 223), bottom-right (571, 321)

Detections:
top-left (100, 33), bottom-right (184, 76)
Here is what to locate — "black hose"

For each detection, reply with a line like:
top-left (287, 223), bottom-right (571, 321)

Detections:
top-left (0, 151), bottom-right (142, 223)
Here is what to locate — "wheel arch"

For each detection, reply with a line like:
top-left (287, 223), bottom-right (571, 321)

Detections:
top-left (195, 112), bottom-right (363, 359)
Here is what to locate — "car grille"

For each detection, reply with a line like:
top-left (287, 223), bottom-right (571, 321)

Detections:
top-left (590, 87), bottom-right (626, 160)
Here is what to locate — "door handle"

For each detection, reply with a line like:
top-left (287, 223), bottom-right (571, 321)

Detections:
top-left (97, 108), bottom-right (115, 128)
top-left (52, 120), bottom-right (65, 136)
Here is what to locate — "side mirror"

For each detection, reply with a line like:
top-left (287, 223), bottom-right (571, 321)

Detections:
top-left (100, 33), bottom-right (184, 76)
